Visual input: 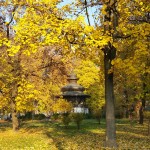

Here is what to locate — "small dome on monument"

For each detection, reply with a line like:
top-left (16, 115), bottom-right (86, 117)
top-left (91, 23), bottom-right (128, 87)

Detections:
top-left (61, 72), bottom-right (85, 92)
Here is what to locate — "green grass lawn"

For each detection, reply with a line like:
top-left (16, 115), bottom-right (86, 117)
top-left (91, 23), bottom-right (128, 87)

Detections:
top-left (0, 119), bottom-right (150, 150)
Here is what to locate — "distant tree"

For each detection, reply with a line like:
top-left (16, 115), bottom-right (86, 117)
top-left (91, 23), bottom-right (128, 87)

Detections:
top-left (75, 60), bottom-right (105, 112)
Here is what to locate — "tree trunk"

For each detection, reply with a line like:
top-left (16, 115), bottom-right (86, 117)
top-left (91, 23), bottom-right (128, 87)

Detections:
top-left (124, 89), bottom-right (129, 118)
top-left (11, 101), bottom-right (19, 131)
top-left (139, 82), bottom-right (146, 124)
top-left (11, 82), bottom-right (19, 131)
top-left (104, 46), bottom-right (117, 148)
top-left (103, 0), bottom-right (117, 147)
top-left (12, 111), bottom-right (19, 131)
top-left (139, 105), bottom-right (144, 124)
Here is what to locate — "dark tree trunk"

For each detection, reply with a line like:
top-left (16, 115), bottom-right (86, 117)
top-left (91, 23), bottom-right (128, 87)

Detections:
top-left (104, 45), bottom-right (117, 148)
top-left (139, 105), bottom-right (144, 124)
top-left (139, 82), bottom-right (146, 124)
top-left (124, 89), bottom-right (129, 118)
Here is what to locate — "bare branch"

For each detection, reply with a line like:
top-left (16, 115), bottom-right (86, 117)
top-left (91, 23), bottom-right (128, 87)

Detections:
top-left (75, 1), bottom-right (103, 16)
top-left (85, 0), bottom-right (91, 26)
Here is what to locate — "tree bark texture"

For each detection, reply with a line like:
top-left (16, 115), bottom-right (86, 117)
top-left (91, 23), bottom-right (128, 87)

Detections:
top-left (104, 46), bottom-right (117, 148)
top-left (11, 100), bottom-right (19, 131)
top-left (10, 65), bottom-right (20, 131)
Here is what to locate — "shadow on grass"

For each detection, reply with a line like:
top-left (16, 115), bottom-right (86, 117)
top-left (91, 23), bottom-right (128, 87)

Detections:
top-left (0, 120), bottom-right (12, 131)
top-left (43, 119), bottom-right (150, 149)
top-left (19, 120), bottom-right (53, 134)
top-left (116, 119), bottom-right (148, 136)
top-left (1, 119), bottom-right (149, 149)
top-left (44, 119), bottom-right (106, 150)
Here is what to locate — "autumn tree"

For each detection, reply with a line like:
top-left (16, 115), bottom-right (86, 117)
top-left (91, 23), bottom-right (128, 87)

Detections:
top-left (64, 0), bottom-right (117, 147)
top-left (113, 0), bottom-right (150, 124)
top-left (60, 0), bottom-right (150, 148)
top-left (0, 0), bottom-right (73, 131)
top-left (0, 1), bottom-right (23, 130)
top-left (74, 60), bottom-right (105, 112)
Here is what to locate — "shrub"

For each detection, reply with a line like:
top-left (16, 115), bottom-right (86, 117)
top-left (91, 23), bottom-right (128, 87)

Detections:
top-left (61, 113), bottom-right (71, 128)
top-left (19, 113), bottom-right (46, 121)
top-left (34, 114), bottom-right (46, 120)
top-left (51, 113), bottom-right (60, 121)
top-left (71, 113), bottom-right (84, 130)
top-left (20, 112), bottom-right (32, 120)
top-left (84, 113), bottom-right (93, 119)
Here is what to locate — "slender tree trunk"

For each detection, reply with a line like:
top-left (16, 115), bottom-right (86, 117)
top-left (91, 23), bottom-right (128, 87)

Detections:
top-left (139, 105), bottom-right (144, 124)
top-left (11, 82), bottom-right (20, 131)
top-left (11, 100), bottom-right (19, 131)
top-left (104, 46), bottom-right (117, 148)
top-left (124, 89), bottom-right (129, 118)
top-left (139, 82), bottom-right (146, 124)
top-left (12, 111), bottom-right (19, 131)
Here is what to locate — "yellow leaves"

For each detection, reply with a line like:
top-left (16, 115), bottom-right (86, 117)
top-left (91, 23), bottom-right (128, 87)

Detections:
top-left (15, 78), bottom-right (40, 112)
top-left (12, 5), bottom-right (66, 54)
top-left (84, 26), bottom-right (94, 34)
top-left (0, 81), bottom-right (10, 109)
top-left (139, 2), bottom-right (143, 6)
top-left (103, 21), bottom-right (112, 26)
top-left (62, 16), bottom-right (86, 35)
top-left (44, 33), bottom-right (60, 45)
top-left (0, 41), bottom-right (3, 47)
top-left (35, 81), bottom-right (63, 112)
top-left (10, 0), bottom-right (59, 6)
top-left (113, 57), bottom-right (139, 75)
top-left (0, 38), bottom-right (10, 47)
top-left (39, 0), bottom-right (59, 5)
top-left (26, 0), bottom-right (33, 4)
top-left (7, 45), bottom-right (20, 56)
top-left (121, 27), bottom-right (127, 33)
top-left (53, 98), bottom-right (73, 113)
top-left (116, 1), bottom-right (149, 79)
top-left (84, 26), bottom-right (112, 48)
top-left (75, 60), bottom-right (100, 88)
top-left (111, 58), bottom-right (122, 65)
top-left (101, 4), bottom-right (107, 15)
top-left (62, 4), bottom-right (71, 12)
top-left (74, 60), bottom-right (105, 110)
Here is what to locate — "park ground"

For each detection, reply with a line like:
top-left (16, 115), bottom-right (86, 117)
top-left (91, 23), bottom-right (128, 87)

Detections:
top-left (0, 119), bottom-right (150, 150)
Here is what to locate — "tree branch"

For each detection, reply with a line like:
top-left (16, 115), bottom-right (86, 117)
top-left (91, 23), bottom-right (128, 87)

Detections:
top-left (75, 1), bottom-right (103, 16)
top-left (85, 0), bottom-right (91, 26)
